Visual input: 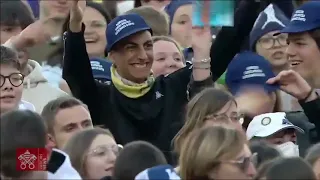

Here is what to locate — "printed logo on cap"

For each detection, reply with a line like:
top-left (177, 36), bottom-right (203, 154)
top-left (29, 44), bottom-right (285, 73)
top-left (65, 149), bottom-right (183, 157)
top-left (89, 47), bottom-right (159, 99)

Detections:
top-left (282, 117), bottom-right (293, 125)
top-left (91, 61), bottom-right (105, 72)
top-left (291, 10), bottom-right (306, 22)
top-left (262, 4), bottom-right (286, 29)
top-left (115, 19), bottom-right (135, 35)
top-left (261, 117), bottom-right (271, 126)
top-left (242, 66), bottom-right (266, 80)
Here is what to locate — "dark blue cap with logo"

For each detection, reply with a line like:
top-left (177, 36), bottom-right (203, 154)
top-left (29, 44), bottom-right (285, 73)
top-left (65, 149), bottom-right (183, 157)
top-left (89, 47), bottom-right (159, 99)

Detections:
top-left (135, 165), bottom-right (180, 180)
top-left (105, 13), bottom-right (152, 53)
top-left (250, 4), bottom-right (289, 50)
top-left (90, 58), bottom-right (112, 81)
top-left (226, 51), bottom-right (279, 95)
top-left (279, 1), bottom-right (320, 34)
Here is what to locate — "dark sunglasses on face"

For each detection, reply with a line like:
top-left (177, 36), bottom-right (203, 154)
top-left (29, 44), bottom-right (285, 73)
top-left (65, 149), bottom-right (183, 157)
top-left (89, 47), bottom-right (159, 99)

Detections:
top-left (0, 73), bottom-right (24, 88)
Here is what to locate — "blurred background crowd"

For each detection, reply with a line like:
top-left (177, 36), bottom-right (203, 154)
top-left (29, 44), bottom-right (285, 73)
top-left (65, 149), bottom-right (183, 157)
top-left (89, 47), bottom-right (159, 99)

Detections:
top-left (1, 0), bottom-right (320, 179)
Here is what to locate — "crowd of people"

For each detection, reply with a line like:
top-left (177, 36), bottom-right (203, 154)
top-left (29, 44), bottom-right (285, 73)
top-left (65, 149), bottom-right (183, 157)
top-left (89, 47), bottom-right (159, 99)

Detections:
top-left (1, 0), bottom-right (320, 179)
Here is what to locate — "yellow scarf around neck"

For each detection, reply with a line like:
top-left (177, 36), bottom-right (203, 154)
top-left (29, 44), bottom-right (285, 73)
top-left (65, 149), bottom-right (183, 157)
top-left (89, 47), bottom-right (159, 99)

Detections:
top-left (110, 65), bottom-right (155, 98)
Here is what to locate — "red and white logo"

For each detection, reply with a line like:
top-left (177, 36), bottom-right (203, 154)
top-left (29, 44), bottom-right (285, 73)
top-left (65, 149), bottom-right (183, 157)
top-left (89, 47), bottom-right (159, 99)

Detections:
top-left (16, 148), bottom-right (48, 171)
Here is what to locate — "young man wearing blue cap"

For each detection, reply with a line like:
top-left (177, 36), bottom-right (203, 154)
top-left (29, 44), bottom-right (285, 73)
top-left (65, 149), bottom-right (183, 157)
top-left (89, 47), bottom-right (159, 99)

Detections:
top-left (63, 0), bottom-right (213, 163)
top-left (279, 1), bottom-right (320, 89)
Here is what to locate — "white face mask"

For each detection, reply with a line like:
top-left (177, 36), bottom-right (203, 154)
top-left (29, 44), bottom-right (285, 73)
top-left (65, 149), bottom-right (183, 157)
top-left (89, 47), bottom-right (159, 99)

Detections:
top-left (276, 141), bottom-right (299, 157)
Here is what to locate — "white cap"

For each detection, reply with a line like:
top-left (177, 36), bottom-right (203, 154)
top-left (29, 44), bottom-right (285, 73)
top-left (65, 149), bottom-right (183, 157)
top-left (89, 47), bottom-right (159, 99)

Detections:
top-left (246, 112), bottom-right (304, 140)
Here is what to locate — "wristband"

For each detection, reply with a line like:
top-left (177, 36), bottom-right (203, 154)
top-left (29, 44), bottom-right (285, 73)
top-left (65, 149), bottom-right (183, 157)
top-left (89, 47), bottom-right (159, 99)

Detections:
top-left (192, 62), bottom-right (211, 69)
top-left (192, 57), bottom-right (211, 63)
top-left (192, 57), bottom-right (211, 69)
top-left (300, 88), bottom-right (314, 102)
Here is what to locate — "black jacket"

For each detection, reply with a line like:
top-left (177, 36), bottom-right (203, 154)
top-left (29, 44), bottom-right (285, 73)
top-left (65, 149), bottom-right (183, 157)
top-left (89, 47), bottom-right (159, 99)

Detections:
top-left (287, 97), bottom-right (320, 156)
top-left (300, 97), bottom-right (320, 143)
top-left (63, 1), bottom-right (261, 164)
top-left (63, 27), bottom-right (213, 164)
top-left (286, 111), bottom-right (315, 156)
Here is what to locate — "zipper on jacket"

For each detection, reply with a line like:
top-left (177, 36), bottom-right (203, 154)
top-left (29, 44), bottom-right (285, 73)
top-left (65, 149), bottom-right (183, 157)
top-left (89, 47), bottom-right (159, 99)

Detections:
top-left (62, 31), bottom-right (67, 66)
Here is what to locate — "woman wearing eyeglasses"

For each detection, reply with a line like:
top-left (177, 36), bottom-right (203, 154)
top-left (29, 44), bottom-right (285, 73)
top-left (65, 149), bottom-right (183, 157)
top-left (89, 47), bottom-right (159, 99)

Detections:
top-left (0, 46), bottom-right (35, 115)
top-left (173, 88), bottom-right (245, 157)
top-left (179, 126), bottom-right (257, 180)
top-left (63, 128), bottom-right (123, 179)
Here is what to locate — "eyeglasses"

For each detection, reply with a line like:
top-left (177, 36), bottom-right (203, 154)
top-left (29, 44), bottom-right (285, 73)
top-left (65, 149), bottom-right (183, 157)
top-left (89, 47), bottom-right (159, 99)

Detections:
top-left (258, 34), bottom-right (288, 49)
top-left (0, 73), bottom-right (24, 88)
top-left (206, 113), bottom-right (245, 125)
top-left (88, 144), bottom-right (123, 157)
top-left (221, 153), bottom-right (258, 172)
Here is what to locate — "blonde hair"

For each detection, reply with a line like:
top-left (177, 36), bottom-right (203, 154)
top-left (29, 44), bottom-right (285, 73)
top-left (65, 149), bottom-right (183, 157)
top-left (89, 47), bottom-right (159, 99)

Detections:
top-left (173, 88), bottom-right (236, 153)
top-left (179, 126), bottom-right (246, 180)
top-left (126, 6), bottom-right (169, 36)
top-left (152, 35), bottom-right (183, 52)
top-left (152, 35), bottom-right (185, 63)
top-left (62, 128), bottom-right (114, 178)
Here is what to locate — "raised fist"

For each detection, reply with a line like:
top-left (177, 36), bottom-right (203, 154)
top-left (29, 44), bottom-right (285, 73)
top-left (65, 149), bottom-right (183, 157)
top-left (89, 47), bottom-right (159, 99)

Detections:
top-left (70, 0), bottom-right (86, 23)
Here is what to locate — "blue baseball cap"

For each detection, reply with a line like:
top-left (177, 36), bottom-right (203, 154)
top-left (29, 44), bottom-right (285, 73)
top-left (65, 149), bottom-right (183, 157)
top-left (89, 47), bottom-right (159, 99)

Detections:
top-left (226, 51), bottom-right (279, 95)
top-left (105, 13), bottom-right (152, 53)
top-left (90, 58), bottom-right (112, 81)
top-left (279, 1), bottom-right (320, 34)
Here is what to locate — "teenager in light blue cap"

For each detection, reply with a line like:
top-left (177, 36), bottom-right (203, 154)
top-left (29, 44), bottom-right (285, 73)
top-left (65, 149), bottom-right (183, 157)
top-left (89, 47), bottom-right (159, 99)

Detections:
top-left (278, 1), bottom-right (320, 89)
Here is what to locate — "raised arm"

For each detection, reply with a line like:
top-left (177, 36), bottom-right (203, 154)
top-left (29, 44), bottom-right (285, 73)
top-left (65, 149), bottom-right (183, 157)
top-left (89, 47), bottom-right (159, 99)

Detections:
top-left (62, 0), bottom-right (103, 124)
top-left (210, 1), bottom-right (261, 81)
top-left (267, 70), bottom-right (320, 141)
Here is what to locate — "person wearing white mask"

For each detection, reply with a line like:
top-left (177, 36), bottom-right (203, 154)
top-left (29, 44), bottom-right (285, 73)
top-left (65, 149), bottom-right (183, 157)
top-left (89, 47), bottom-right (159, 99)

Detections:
top-left (246, 112), bottom-right (304, 157)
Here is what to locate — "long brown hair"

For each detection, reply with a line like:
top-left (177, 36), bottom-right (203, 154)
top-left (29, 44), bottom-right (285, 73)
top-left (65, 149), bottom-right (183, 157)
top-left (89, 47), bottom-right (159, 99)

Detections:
top-left (62, 128), bottom-right (114, 178)
top-left (179, 126), bottom-right (246, 180)
top-left (173, 88), bottom-right (236, 153)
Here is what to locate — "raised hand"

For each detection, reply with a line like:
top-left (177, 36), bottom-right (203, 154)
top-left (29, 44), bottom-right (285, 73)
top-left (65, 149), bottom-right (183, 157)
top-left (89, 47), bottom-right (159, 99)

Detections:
top-left (191, 26), bottom-right (212, 60)
top-left (7, 18), bottom-right (53, 50)
top-left (266, 70), bottom-right (313, 100)
top-left (69, 0), bottom-right (86, 32)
